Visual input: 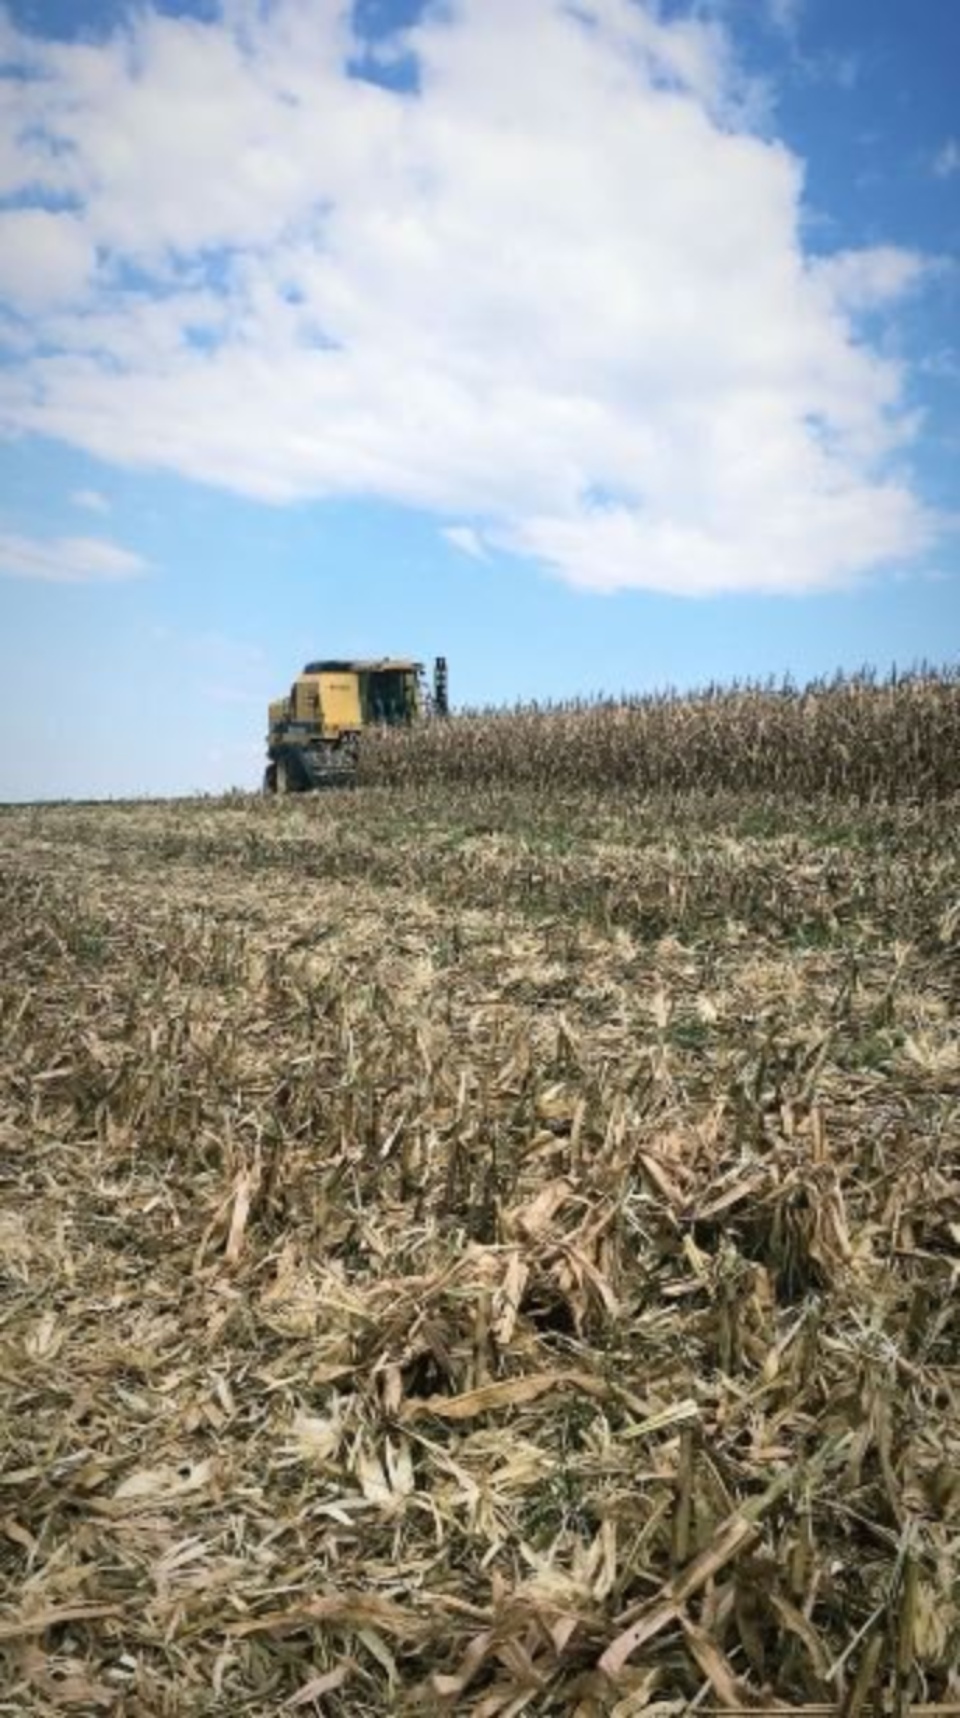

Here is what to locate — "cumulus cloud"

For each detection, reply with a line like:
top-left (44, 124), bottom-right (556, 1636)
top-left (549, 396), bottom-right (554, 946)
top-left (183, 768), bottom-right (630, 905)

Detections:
top-left (0, 208), bottom-right (94, 308)
top-left (0, 533), bottom-right (145, 583)
top-left (933, 140), bottom-right (960, 180)
top-left (0, 0), bottom-right (940, 595)
top-left (810, 246), bottom-right (928, 312)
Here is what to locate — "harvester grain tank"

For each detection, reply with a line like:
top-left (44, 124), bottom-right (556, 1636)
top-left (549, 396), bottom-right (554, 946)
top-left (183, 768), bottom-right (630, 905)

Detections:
top-left (265, 656), bottom-right (448, 793)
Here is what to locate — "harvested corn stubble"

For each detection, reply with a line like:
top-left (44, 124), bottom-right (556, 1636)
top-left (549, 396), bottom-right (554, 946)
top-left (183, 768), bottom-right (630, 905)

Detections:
top-left (0, 780), bottom-right (958, 1715)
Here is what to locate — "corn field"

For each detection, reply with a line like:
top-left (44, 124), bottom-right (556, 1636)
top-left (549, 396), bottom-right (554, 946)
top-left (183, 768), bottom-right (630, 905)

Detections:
top-left (360, 667), bottom-right (960, 798)
top-left (1, 745), bottom-right (958, 1711)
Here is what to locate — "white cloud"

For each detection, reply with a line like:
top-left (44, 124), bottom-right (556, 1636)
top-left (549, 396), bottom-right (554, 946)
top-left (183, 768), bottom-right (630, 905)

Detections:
top-left (442, 524), bottom-right (487, 560)
top-left (918, 348), bottom-right (960, 383)
top-left (504, 479), bottom-right (926, 597)
top-left (933, 140), bottom-right (960, 180)
top-left (809, 246), bottom-right (928, 312)
top-left (0, 208), bottom-right (94, 308)
top-left (0, 0), bottom-right (941, 596)
top-left (70, 488), bottom-right (111, 514)
top-left (765, 0), bottom-right (803, 35)
top-left (0, 533), bottom-right (145, 583)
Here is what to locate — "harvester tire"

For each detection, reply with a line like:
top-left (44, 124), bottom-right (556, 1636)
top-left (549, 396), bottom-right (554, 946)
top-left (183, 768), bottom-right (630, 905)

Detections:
top-left (263, 764), bottom-right (277, 796)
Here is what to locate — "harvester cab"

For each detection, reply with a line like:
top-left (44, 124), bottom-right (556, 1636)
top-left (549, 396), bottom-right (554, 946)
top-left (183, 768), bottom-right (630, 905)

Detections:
top-left (265, 656), bottom-right (448, 793)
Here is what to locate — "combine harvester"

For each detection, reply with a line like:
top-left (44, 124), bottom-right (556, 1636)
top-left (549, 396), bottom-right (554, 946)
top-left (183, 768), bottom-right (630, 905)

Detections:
top-left (265, 656), bottom-right (448, 792)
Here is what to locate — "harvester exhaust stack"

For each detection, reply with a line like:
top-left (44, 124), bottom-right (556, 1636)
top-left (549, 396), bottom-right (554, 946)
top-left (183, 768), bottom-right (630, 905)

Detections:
top-left (433, 656), bottom-right (449, 717)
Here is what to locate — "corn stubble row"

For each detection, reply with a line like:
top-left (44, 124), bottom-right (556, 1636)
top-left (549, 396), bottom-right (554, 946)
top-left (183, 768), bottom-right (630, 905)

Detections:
top-left (0, 779), bottom-right (957, 1715)
top-left (360, 669), bottom-right (960, 799)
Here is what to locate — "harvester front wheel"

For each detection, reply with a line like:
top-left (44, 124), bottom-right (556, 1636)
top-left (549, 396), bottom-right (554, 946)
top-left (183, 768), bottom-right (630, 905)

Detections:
top-left (263, 763), bottom-right (277, 796)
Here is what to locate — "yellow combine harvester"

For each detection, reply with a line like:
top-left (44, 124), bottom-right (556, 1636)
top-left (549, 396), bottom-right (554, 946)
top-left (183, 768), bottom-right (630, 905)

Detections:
top-left (265, 656), bottom-right (448, 792)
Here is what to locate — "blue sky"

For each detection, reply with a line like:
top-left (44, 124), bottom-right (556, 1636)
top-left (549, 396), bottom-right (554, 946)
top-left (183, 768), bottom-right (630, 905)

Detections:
top-left (0, 0), bottom-right (957, 799)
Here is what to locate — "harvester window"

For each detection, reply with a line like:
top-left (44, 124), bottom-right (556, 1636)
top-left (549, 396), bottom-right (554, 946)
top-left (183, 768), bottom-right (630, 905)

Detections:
top-left (363, 670), bottom-right (413, 726)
